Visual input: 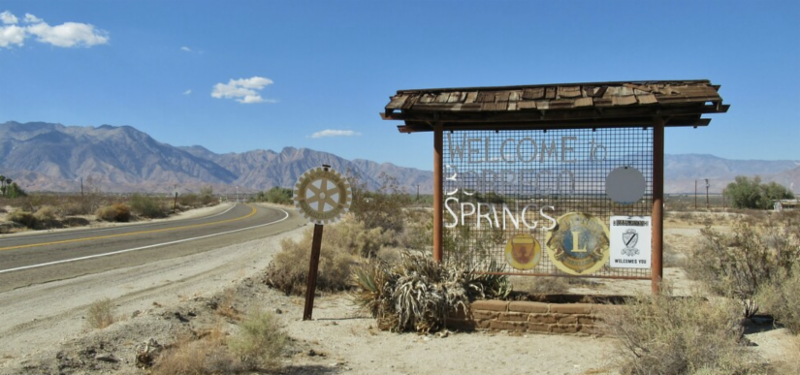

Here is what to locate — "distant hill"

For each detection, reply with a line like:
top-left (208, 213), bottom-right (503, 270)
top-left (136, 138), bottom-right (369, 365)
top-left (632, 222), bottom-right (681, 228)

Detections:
top-left (664, 154), bottom-right (798, 194)
top-left (0, 121), bottom-right (797, 196)
top-left (0, 121), bottom-right (433, 194)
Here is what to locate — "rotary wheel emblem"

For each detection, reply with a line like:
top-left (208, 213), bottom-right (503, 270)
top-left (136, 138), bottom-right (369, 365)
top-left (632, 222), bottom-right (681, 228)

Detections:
top-left (293, 167), bottom-right (352, 225)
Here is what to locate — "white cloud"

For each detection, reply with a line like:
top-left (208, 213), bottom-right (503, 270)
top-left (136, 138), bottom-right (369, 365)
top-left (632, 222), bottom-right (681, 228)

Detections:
top-left (23, 13), bottom-right (41, 24)
top-left (0, 25), bottom-right (25, 47)
top-left (181, 46), bottom-right (191, 52)
top-left (211, 76), bottom-right (275, 104)
top-left (1, 11), bottom-right (18, 24)
top-left (183, 89), bottom-right (192, 95)
top-left (0, 11), bottom-right (109, 49)
top-left (311, 129), bottom-right (362, 139)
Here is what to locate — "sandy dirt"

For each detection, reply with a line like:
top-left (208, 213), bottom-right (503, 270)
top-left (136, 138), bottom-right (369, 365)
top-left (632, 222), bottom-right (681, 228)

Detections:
top-left (0, 212), bottom-right (797, 375)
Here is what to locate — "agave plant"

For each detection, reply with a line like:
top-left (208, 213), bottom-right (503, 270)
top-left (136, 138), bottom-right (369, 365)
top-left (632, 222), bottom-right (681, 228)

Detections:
top-left (351, 250), bottom-right (510, 333)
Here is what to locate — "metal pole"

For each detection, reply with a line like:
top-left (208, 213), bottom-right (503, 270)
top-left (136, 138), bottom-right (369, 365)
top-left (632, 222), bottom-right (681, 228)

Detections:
top-left (433, 123), bottom-right (443, 263)
top-left (652, 117), bottom-right (665, 295)
top-left (705, 179), bottom-right (710, 210)
top-left (694, 180), bottom-right (697, 210)
top-left (303, 224), bottom-right (324, 320)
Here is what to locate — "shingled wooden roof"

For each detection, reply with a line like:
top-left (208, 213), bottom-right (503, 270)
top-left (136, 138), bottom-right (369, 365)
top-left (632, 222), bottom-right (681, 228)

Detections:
top-left (381, 80), bottom-right (729, 133)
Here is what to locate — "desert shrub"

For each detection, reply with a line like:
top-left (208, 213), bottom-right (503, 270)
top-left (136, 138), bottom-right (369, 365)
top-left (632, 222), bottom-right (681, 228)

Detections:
top-left (756, 260), bottom-right (800, 334)
top-left (352, 251), bottom-right (510, 333)
top-left (254, 187), bottom-right (293, 205)
top-left (264, 224), bottom-right (361, 295)
top-left (129, 193), bottom-right (167, 218)
top-left (86, 298), bottom-right (115, 329)
top-left (8, 210), bottom-right (36, 228)
top-left (227, 309), bottom-right (287, 370)
top-left (178, 193), bottom-right (199, 208)
top-left (349, 173), bottom-right (411, 233)
top-left (33, 205), bottom-right (57, 221)
top-left (688, 217), bottom-right (800, 317)
top-left (95, 203), bottom-right (131, 222)
top-left (398, 208), bottom-right (433, 250)
top-left (199, 186), bottom-right (216, 206)
top-left (602, 287), bottom-right (767, 375)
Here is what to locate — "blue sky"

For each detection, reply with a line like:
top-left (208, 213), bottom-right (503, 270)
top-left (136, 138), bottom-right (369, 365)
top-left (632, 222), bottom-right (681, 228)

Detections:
top-left (1, 0), bottom-right (798, 171)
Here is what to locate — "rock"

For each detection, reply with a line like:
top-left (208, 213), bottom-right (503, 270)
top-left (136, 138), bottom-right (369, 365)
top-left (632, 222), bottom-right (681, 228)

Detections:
top-left (95, 353), bottom-right (118, 363)
top-left (131, 310), bottom-right (141, 318)
top-left (274, 308), bottom-right (283, 314)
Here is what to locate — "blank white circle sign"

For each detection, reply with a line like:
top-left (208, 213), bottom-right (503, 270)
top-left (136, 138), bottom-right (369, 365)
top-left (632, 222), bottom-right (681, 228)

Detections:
top-left (606, 166), bottom-right (646, 204)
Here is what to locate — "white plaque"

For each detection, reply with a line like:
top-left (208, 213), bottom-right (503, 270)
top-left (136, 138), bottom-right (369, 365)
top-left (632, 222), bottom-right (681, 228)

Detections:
top-left (609, 216), bottom-right (651, 269)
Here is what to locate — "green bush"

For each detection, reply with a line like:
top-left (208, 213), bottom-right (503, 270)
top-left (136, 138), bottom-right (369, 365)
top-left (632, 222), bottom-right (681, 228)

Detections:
top-left (724, 176), bottom-right (794, 209)
top-left (602, 287), bottom-right (768, 375)
top-left (688, 217), bottom-right (800, 317)
top-left (227, 309), bottom-right (287, 370)
top-left (129, 193), bottom-right (167, 218)
top-left (254, 187), bottom-right (293, 205)
top-left (95, 203), bottom-right (131, 222)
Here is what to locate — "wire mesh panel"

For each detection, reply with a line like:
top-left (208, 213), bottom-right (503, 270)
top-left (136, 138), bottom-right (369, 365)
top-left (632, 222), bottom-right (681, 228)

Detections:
top-left (442, 128), bottom-right (653, 279)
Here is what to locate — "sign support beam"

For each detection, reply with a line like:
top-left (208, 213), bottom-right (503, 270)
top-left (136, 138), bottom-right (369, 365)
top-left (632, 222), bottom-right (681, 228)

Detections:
top-left (652, 117), bottom-right (665, 294)
top-left (433, 122), bottom-right (443, 263)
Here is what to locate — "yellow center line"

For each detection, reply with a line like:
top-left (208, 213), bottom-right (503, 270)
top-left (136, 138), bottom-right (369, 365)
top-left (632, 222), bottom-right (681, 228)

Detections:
top-left (0, 205), bottom-right (258, 252)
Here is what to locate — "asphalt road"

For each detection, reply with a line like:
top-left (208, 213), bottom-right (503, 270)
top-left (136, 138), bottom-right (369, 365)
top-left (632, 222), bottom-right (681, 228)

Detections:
top-left (0, 203), bottom-right (306, 292)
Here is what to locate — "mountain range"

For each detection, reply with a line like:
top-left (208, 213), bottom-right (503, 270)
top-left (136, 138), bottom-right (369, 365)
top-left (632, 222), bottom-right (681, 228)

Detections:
top-left (0, 121), bottom-right (797, 195)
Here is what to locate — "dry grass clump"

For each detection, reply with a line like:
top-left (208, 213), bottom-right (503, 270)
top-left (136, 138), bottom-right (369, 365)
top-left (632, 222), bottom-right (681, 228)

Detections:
top-left (94, 203), bottom-right (131, 222)
top-left (86, 298), bottom-right (115, 329)
top-left (688, 215), bottom-right (800, 317)
top-left (603, 287), bottom-right (769, 375)
top-left (352, 251), bottom-right (510, 333)
top-left (756, 260), bottom-right (800, 334)
top-left (227, 309), bottom-right (287, 370)
top-left (8, 209), bottom-right (36, 228)
top-left (264, 216), bottom-right (396, 295)
top-left (152, 328), bottom-right (239, 375)
top-left (153, 310), bottom-right (287, 375)
top-left (33, 205), bottom-right (57, 221)
top-left (512, 276), bottom-right (570, 297)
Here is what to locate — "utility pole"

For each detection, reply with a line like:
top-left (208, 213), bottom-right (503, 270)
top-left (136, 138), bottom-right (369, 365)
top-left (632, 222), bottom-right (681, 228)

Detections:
top-left (694, 180), bottom-right (697, 210)
top-left (705, 179), bottom-right (710, 210)
top-left (417, 184), bottom-right (420, 201)
top-left (81, 178), bottom-right (84, 197)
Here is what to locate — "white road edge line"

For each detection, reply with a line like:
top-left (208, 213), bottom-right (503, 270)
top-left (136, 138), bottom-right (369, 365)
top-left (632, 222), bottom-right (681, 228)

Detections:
top-left (0, 207), bottom-right (290, 275)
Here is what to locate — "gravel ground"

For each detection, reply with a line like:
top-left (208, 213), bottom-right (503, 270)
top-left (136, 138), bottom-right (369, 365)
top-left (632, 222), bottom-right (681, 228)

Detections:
top-left (0, 213), bottom-right (797, 375)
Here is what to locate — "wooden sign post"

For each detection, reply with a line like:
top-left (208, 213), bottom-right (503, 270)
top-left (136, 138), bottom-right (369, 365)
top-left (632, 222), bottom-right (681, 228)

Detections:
top-left (292, 165), bottom-right (352, 320)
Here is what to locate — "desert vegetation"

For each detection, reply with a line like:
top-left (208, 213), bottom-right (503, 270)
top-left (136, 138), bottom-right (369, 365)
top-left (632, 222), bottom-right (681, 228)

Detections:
top-left (0, 185), bottom-right (220, 232)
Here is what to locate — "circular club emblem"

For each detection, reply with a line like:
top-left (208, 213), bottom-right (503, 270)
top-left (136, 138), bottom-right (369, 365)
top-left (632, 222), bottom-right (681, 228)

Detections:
top-left (606, 166), bottom-right (646, 205)
top-left (545, 212), bottom-right (610, 275)
top-left (293, 167), bottom-right (352, 225)
top-left (504, 234), bottom-right (542, 270)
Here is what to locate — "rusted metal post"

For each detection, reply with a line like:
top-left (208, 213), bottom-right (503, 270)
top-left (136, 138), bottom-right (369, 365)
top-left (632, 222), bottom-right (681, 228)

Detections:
top-left (652, 117), bottom-right (665, 295)
top-left (303, 224), bottom-right (324, 320)
top-left (433, 123), bottom-right (443, 263)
